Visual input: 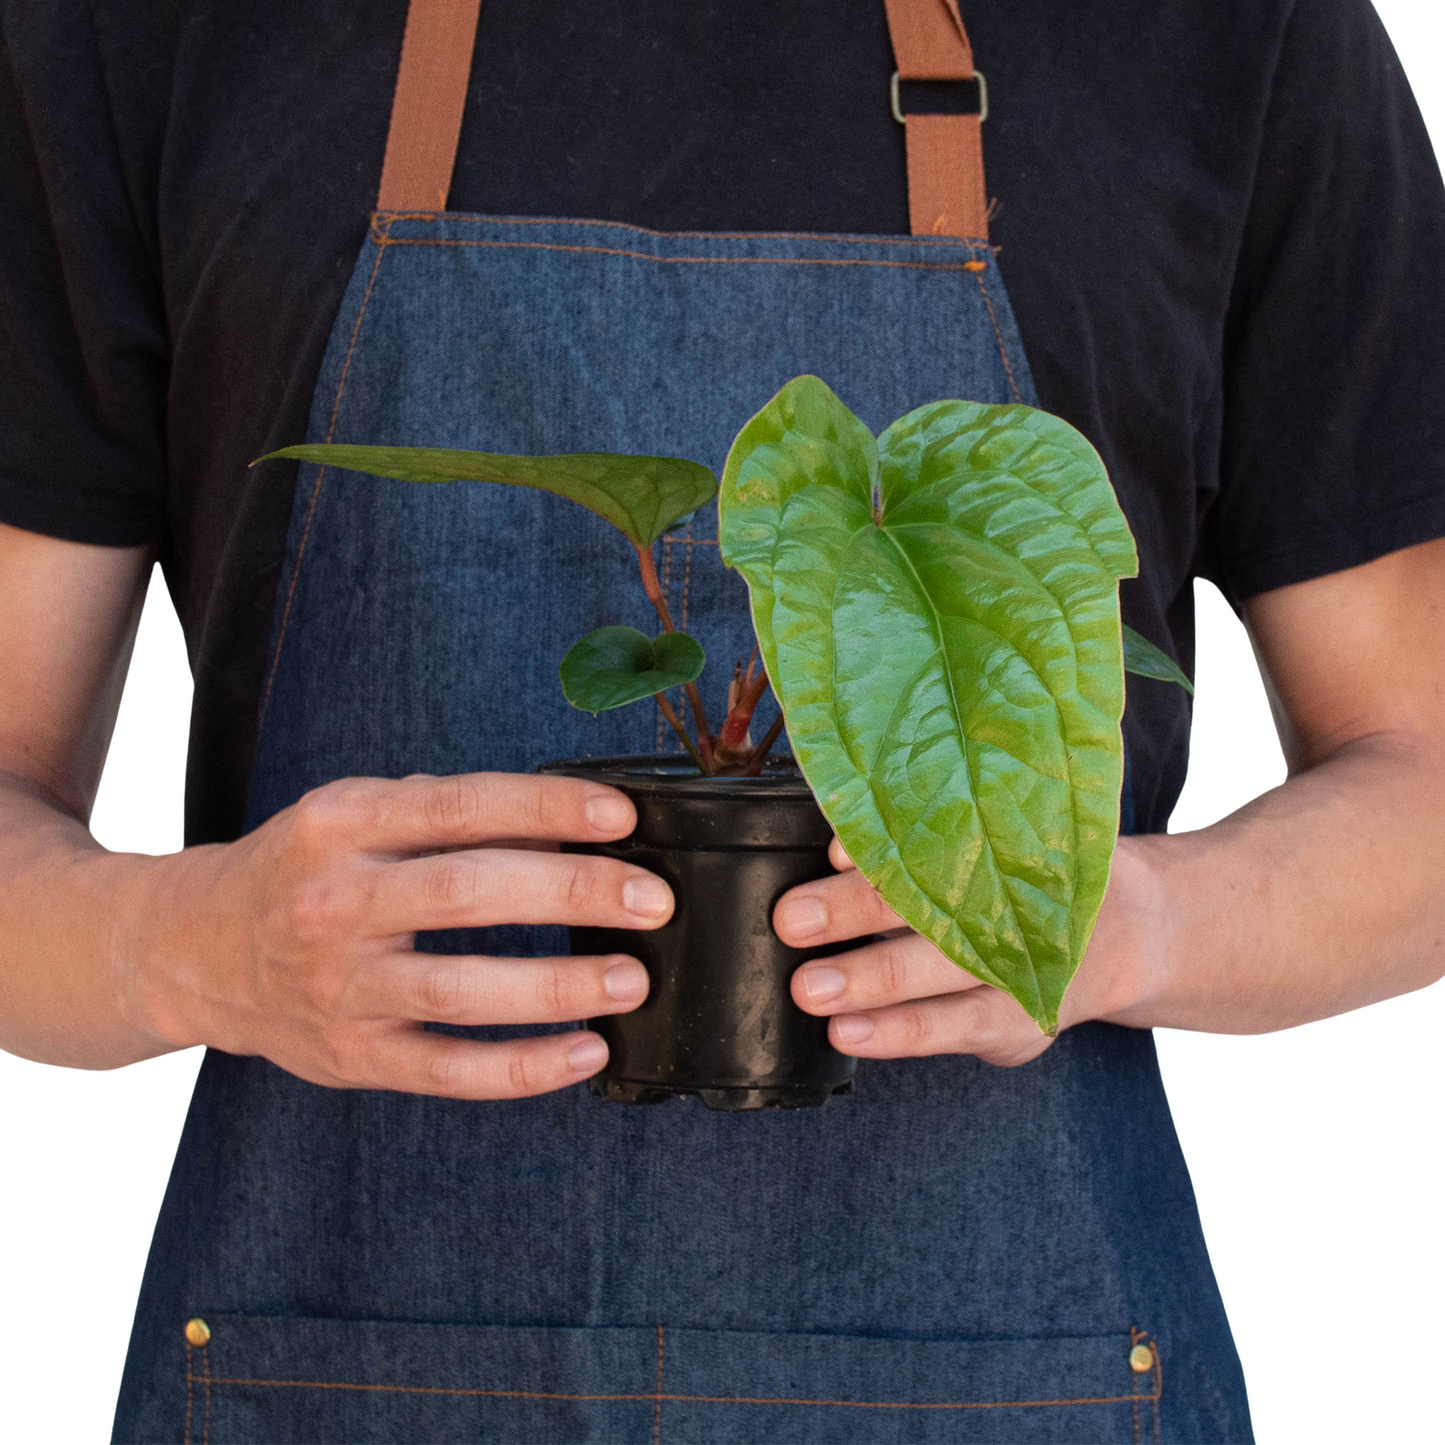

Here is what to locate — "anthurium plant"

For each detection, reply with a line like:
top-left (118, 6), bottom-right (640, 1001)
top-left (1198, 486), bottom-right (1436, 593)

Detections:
top-left (262, 375), bottom-right (1189, 1034)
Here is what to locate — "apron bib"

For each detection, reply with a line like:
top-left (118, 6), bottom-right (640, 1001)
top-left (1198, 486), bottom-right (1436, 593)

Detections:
top-left (115, 3), bottom-right (1249, 1440)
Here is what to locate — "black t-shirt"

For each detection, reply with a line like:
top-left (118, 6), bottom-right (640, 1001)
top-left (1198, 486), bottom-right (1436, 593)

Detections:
top-left (3, 0), bottom-right (1444, 845)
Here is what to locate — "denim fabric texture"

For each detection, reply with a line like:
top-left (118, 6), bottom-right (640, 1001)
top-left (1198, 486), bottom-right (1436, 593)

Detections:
top-left (176, 1314), bottom-right (1165, 1444)
top-left (114, 213), bottom-right (1250, 1443)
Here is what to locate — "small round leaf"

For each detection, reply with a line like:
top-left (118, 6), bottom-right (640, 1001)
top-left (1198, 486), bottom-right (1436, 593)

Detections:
top-left (559, 627), bottom-right (706, 713)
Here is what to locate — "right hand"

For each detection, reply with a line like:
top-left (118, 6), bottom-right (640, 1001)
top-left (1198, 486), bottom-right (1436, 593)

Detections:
top-left (117, 772), bottom-right (672, 1100)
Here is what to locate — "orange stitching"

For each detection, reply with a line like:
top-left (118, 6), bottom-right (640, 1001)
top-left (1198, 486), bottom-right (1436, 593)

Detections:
top-left (374, 234), bottom-right (991, 274)
top-left (964, 260), bottom-right (987, 273)
top-left (373, 211), bottom-right (990, 251)
top-left (257, 218), bottom-right (393, 731)
top-left (656, 537), bottom-right (673, 752)
top-left (1129, 1329), bottom-right (1163, 1445)
top-left (1150, 1336), bottom-right (1162, 1445)
top-left (202, 1343), bottom-right (212, 1445)
top-left (200, 1376), bottom-right (1160, 1411)
top-left (680, 519), bottom-right (694, 633)
top-left (184, 1342), bottom-right (193, 1444)
top-left (1130, 1328), bottom-right (1142, 1445)
top-left (973, 267), bottom-right (1023, 404)
top-left (653, 1325), bottom-right (664, 1445)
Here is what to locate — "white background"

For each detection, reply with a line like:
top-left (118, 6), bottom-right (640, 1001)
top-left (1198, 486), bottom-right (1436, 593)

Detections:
top-left (2, 4), bottom-right (1443, 1441)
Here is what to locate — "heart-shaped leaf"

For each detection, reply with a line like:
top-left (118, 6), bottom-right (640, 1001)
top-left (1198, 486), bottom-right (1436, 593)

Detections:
top-left (719, 375), bottom-right (1138, 1033)
top-left (1123, 624), bottom-right (1193, 694)
top-left (560, 627), bottom-right (706, 713)
top-left (256, 445), bottom-right (717, 548)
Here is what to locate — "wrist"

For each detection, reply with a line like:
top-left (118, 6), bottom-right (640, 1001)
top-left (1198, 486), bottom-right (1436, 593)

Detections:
top-left (1071, 831), bottom-right (1186, 1029)
top-left (108, 843), bottom-right (226, 1052)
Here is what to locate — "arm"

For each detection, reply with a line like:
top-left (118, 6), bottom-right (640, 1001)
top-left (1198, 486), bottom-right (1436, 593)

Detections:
top-left (0, 523), bottom-right (158, 1067)
top-left (775, 537), bottom-right (1445, 1063)
top-left (0, 522), bottom-right (671, 1090)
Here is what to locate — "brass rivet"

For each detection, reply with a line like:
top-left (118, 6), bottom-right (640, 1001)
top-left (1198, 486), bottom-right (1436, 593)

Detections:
top-left (184, 1318), bottom-right (211, 1347)
top-left (1129, 1343), bottom-right (1154, 1374)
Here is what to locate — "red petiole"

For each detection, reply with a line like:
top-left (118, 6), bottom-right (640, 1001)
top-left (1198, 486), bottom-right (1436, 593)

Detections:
top-left (635, 542), bottom-right (784, 776)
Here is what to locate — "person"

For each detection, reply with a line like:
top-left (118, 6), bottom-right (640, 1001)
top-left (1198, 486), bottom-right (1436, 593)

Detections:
top-left (2, 0), bottom-right (1443, 1440)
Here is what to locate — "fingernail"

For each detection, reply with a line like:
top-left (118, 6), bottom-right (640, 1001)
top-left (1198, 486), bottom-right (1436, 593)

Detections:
top-left (780, 896), bottom-right (827, 939)
top-left (603, 959), bottom-right (649, 1002)
top-left (833, 1014), bottom-right (874, 1046)
top-left (802, 964), bottom-right (845, 1004)
top-left (568, 1035), bottom-right (608, 1073)
top-left (622, 874), bottom-right (672, 919)
top-left (585, 791), bottom-right (633, 833)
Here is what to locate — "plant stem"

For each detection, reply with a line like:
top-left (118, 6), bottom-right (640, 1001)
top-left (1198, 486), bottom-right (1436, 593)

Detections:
top-left (634, 540), bottom-right (677, 632)
top-left (634, 541), bottom-right (715, 761)
top-left (655, 692), bottom-right (707, 772)
top-left (743, 710), bottom-right (787, 775)
top-left (718, 669), bottom-right (770, 752)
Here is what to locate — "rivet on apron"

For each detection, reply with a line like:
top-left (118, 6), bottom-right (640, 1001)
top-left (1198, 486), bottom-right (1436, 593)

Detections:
top-left (1129, 1342), bottom-right (1155, 1374)
top-left (184, 1318), bottom-right (212, 1347)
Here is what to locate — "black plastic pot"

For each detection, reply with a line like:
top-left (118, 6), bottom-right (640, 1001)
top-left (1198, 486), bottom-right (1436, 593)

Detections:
top-left (537, 755), bottom-right (857, 1111)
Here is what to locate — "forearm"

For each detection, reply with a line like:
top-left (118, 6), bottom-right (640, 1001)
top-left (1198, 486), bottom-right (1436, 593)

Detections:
top-left (0, 768), bottom-right (180, 1069)
top-left (1108, 730), bottom-right (1445, 1034)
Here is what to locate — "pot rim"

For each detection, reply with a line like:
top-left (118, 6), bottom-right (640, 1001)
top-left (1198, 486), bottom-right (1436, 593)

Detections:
top-left (538, 753), bottom-right (818, 799)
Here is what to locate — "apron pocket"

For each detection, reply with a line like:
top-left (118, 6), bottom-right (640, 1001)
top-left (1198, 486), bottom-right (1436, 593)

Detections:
top-left (180, 1313), bottom-right (1161, 1444)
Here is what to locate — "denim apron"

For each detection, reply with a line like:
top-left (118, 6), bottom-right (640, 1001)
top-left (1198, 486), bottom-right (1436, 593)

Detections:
top-left (114, 4), bottom-right (1253, 1442)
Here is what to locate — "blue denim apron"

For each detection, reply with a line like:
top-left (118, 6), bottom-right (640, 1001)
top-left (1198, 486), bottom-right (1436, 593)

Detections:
top-left (114, 36), bottom-right (1253, 1445)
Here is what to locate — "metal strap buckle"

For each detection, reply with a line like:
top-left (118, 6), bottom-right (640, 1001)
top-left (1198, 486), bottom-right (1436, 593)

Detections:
top-left (889, 69), bottom-right (989, 125)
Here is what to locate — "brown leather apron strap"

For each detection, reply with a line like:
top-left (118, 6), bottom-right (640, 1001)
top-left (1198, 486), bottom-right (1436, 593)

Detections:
top-left (376, 0), bottom-right (483, 212)
top-left (376, 0), bottom-right (989, 236)
top-left (883, 0), bottom-right (990, 239)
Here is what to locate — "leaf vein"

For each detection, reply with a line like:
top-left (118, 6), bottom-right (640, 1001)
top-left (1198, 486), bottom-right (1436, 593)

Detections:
top-left (871, 523), bottom-right (1040, 1010)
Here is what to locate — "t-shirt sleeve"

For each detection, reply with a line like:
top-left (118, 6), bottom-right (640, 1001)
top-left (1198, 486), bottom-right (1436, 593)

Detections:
top-left (1200, 0), bottom-right (1445, 604)
top-left (0, 3), bottom-right (168, 546)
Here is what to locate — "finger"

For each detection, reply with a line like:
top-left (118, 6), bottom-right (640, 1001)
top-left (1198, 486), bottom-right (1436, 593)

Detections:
top-left (826, 988), bottom-right (1053, 1069)
top-left (774, 866), bottom-right (906, 947)
top-left (368, 1027), bottom-right (611, 1100)
top-left (367, 848), bottom-right (674, 933)
top-left (293, 773), bottom-right (637, 855)
top-left (792, 933), bottom-right (984, 1014)
top-left (350, 952), bottom-right (650, 1025)
top-left (828, 835), bottom-right (856, 872)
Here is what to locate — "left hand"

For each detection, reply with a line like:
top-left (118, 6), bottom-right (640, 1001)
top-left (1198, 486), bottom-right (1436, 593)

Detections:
top-left (775, 835), bottom-right (1163, 1067)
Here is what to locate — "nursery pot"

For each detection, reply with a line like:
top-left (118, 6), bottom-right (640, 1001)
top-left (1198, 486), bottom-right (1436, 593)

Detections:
top-left (537, 756), bottom-right (857, 1111)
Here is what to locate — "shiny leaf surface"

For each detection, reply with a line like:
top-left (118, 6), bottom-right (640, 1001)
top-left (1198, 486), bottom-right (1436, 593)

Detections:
top-left (559, 627), bottom-right (705, 713)
top-left (719, 376), bottom-right (1138, 1032)
top-left (257, 444), bottom-right (717, 547)
top-left (1123, 625), bottom-right (1194, 694)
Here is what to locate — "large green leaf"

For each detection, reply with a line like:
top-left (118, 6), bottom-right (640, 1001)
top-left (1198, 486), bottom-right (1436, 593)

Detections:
top-left (559, 626), bottom-right (705, 713)
top-left (1122, 624), bottom-right (1194, 695)
top-left (256, 444), bottom-right (717, 548)
top-left (719, 375), bottom-right (1138, 1033)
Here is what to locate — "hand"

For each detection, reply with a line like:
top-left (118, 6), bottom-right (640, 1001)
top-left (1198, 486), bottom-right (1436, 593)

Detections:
top-left (776, 836), bottom-right (1162, 1067)
top-left (118, 772), bottom-right (674, 1099)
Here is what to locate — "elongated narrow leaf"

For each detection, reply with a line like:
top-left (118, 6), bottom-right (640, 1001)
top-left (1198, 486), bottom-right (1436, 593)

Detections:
top-left (256, 444), bottom-right (717, 548)
top-left (1122, 624), bottom-right (1193, 694)
top-left (719, 375), bottom-right (1138, 1033)
top-left (559, 627), bottom-right (705, 713)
